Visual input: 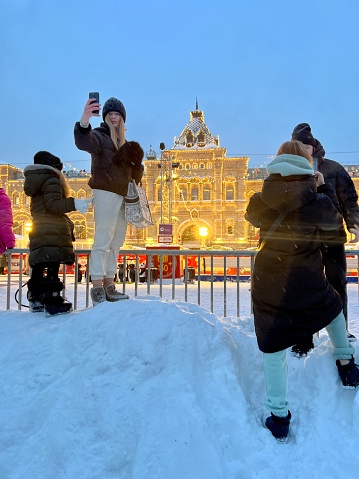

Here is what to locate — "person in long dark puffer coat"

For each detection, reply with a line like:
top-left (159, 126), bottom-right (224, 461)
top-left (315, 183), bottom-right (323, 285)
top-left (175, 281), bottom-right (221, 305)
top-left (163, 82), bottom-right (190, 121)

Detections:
top-left (291, 122), bottom-right (359, 354)
top-left (24, 151), bottom-right (92, 315)
top-left (245, 140), bottom-right (359, 442)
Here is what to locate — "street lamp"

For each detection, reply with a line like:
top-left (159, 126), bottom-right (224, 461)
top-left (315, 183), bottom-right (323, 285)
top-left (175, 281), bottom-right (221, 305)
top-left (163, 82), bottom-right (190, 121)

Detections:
top-left (199, 226), bottom-right (208, 249)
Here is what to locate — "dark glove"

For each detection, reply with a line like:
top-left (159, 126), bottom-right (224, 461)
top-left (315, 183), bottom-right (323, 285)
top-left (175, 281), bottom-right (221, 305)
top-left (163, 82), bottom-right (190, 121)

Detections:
top-left (112, 141), bottom-right (144, 166)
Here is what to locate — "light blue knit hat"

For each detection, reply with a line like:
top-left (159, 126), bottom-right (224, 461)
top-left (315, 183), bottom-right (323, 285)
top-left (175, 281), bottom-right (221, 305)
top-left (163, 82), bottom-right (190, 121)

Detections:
top-left (267, 154), bottom-right (314, 177)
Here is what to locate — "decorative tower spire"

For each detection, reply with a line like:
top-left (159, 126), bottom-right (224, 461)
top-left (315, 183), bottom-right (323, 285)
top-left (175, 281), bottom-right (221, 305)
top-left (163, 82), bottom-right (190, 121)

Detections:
top-left (196, 96), bottom-right (198, 111)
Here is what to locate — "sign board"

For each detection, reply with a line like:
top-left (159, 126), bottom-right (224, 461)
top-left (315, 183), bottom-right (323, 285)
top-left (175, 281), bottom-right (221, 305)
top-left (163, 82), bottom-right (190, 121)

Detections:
top-left (158, 235), bottom-right (173, 243)
top-left (159, 224), bottom-right (173, 235)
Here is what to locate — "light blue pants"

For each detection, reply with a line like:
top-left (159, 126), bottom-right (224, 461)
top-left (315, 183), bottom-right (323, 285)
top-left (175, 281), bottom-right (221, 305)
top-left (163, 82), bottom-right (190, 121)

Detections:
top-left (90, 189), bottom-right (127, 281)
top-left (263, 311), bottom-right (355, 417)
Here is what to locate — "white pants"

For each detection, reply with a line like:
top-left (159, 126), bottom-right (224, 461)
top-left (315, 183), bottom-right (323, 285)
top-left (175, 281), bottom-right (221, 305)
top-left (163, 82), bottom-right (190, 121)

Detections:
top-left (90, 189), bottom-right (127, 281)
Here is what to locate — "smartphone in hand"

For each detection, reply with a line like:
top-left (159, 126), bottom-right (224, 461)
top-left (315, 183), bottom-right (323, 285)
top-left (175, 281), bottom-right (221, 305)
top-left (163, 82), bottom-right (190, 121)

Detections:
top-left (312, 157), bottom-right (318, 171)
top-left (89, 92), bottom-right (100, 115)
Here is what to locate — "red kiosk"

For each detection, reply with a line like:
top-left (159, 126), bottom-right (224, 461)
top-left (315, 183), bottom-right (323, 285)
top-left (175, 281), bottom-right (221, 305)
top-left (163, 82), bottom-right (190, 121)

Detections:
top-left (146, 224), bottom-right (182, 279)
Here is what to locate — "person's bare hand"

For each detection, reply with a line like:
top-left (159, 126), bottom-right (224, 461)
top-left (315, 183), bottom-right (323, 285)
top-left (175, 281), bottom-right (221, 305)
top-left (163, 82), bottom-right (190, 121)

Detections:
top-left (80, 98), bottom-right (101, 124)
top-left (315, 171), bottom-right (325, 186)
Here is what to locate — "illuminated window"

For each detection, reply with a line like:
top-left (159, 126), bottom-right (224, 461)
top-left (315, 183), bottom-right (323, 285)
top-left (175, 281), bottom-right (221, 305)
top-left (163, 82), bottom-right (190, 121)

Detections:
top-left (226, 187), bottom-right (234, 201)
top-left (197, 131), bottom-right (205, 147)
top-left (191, 187), bottom-right (198, 201)
top-left (74, 220), bottom-right (87, 239)
top-left (186, 132), bottom-right (194, 147)
top-left (203, 188), bottom-right (210, 201)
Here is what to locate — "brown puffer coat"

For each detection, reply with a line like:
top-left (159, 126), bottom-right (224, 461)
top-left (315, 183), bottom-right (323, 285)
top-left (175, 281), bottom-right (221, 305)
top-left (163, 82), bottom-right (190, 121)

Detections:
top-left (24, 164), bottom-right (76, 267)
top-left (74, 122), bottom-right (144, 196)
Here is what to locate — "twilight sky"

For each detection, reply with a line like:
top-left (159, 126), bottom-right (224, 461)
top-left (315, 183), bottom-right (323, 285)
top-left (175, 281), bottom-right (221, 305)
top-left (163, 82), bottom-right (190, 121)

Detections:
top-left (1, 0), bottom-right (358, 172)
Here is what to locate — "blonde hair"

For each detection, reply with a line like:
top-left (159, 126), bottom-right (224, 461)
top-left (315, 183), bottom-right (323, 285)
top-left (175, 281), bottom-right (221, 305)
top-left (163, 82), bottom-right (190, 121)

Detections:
top-left (105, 114), bottom-right (126, 150)
top-left (276, 140), bottom-right (313, 165)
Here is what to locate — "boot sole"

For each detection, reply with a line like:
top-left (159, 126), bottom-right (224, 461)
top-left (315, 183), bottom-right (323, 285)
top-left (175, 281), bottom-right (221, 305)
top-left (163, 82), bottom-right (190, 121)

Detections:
top-left (45, 309), bottom-right (73, 317)
top-left (106, 296), bottom-right (130, 301)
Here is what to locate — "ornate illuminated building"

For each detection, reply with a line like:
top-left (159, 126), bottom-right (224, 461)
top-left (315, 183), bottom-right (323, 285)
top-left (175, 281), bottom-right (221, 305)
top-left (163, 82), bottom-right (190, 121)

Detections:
top-left (2, 107), bottom-right (359, 250)
top-left (143, 105), bottom-right (249, 249)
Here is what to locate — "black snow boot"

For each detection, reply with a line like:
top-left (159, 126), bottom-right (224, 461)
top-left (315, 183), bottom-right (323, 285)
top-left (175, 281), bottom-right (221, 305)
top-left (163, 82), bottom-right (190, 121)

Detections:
top-left (291, 336), bottom-right (314, 358)
top-left (265, 411), bottom-right (291, 443)
top-left (41, 278), bottom-right (72, 316)
top-left (336, 357), bottom-right (359, 389)
top-left (27, 278), bottom-right (45, 313)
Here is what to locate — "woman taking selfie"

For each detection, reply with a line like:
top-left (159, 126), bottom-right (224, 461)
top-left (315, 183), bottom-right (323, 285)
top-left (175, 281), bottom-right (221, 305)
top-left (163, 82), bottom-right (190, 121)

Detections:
top-left (74, 95), bottom-right (144, 306)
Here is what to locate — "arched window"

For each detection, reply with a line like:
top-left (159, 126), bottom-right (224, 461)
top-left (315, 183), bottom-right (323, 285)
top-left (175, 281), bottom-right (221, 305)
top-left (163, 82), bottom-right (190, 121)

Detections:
top-left (186, 132), bottom-right (194, 147)
top-left (12, 193), bottom-right (20, 206)
top-left (197, 130), bottom-right (205, 147)
top-left (78, 189), bottom-right (86, 199)
top-left (74, 220), bottom-right (87, 239)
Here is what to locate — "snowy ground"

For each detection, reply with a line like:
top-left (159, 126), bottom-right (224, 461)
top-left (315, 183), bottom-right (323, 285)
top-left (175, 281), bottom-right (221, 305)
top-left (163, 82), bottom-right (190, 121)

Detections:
top-left (0, 281), bottom-right (359, 478)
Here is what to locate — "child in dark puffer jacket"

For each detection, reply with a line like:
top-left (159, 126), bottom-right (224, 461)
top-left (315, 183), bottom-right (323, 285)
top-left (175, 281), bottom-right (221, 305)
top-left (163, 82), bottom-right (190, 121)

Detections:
top-left (24, 151), bottom-right (92, 315)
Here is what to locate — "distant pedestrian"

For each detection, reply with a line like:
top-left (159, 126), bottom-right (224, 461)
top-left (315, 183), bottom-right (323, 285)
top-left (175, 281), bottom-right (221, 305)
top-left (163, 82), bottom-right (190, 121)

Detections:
top-left (129, 264), bottom-right (136, 282)
top-left (77, 265), bottom-right (83, 283)
top-left (118, 264), bottom-right (125, 283)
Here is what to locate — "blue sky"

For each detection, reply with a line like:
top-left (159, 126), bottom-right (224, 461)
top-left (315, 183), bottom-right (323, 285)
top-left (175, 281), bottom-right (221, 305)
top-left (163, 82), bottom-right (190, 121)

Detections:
top-left (1, 0), bottom-right (358, 171)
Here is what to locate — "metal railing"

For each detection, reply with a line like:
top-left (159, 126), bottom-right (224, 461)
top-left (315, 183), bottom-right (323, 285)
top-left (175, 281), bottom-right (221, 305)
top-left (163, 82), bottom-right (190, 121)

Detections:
top-left (1, 248), bottom-right (359, 318)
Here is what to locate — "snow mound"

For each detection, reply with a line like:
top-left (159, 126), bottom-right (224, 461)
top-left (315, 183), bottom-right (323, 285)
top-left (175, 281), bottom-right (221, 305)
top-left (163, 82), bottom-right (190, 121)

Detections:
top-left (0, 297), bottom-right (359, 478)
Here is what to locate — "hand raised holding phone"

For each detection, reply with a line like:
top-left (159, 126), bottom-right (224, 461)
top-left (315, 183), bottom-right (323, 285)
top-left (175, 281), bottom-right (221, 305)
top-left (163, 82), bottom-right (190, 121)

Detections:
top-left (80, 92), bottom-right (101, 126)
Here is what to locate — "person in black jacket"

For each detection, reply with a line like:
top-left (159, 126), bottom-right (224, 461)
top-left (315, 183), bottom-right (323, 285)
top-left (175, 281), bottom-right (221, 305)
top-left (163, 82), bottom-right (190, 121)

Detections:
top-left (291, 123), bottom-right (359, 354)
top-left (74, 96), bottom-right (144, 306)
top-left (24, 151), bottom-right (92, 315)
top-left (245, 140), bottom-right (359, 442)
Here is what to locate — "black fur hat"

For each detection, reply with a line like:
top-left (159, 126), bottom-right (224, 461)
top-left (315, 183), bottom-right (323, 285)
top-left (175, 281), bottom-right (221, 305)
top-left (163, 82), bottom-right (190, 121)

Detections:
top-left (34, 151), bottom-right (63, 171)
top-left (102, 97), bottom-right (126, 123)
top-left (291, 123), bottom-right (317, 147)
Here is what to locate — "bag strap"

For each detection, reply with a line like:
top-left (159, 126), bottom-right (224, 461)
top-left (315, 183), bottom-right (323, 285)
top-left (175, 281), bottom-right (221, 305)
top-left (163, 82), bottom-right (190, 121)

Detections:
top-left (259, 210), bottom-right (290, 251)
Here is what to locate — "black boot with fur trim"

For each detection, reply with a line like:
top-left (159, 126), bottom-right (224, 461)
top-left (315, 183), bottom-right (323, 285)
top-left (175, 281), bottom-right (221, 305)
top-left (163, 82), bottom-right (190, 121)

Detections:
top-left (40, 278), bottom-right (72, 315)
